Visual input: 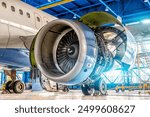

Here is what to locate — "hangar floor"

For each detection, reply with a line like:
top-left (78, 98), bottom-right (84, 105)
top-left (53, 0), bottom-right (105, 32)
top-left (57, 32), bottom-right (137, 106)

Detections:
top-left (0, 90), bottom-right (150, 100)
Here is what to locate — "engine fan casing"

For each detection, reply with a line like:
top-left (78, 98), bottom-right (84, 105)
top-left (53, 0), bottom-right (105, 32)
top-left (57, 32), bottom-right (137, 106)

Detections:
top-left (34, 19), bottom-right (98, 85)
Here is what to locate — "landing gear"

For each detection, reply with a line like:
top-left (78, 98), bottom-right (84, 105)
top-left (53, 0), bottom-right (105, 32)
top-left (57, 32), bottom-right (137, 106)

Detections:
top-left (94, 78), bottom-right (107, 95)
top-left (5, 81), bottom-right (14, 93)
top-left (81, 78), bottom-right (107, 96)
top-left (62, 86), bottom-right (69, 92)
top-left (81, 84), bottom-right (94, 96)
top-left (56, 83), bottom-right (70, 92)
top-left (13, 80), bottom-right (24, 94)
top-left (2, 70), bottom-right (25, 94)
top-left (5, 80), bottom-right (25, 94)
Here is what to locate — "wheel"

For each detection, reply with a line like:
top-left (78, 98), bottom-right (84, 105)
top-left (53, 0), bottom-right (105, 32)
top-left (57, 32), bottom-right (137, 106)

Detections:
top-left (5, 81), bottom-right (12, 91)
top-left (5, 81), bottom-right (14, 93)
top-left (122, 87), bottom-right (125, 92)
top-left (93, 90), bottom-right (100, 96)
top-left (62, 86), bottom-right (69, 92)
top-left (81, 84), bottom-right (94, 96)
top-left (13, 80), bottom-right (24, 94)
top-left (115, 88), bottom-right (119, 93)
top-left (115, 86), bottom-right (119, 93)
top-left (94, 78), bottom-right (107, 95)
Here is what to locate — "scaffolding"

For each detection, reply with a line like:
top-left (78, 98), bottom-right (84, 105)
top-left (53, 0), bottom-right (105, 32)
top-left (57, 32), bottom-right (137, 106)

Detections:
top-left (102, 40), bottom-right (150, 94)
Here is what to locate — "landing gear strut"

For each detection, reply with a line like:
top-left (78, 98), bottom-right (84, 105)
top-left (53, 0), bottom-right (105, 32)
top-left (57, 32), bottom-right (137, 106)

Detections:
top-left (2, 70), bottom-right (25, 94)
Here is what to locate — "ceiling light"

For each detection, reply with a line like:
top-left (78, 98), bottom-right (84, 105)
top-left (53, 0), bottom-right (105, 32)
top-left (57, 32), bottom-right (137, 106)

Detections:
top-left (141, 19), bottom-right (150, 24)
top-left (144, 0), bottom-right (149, 2)
top-left (105, 7), bottom-right (109, 11)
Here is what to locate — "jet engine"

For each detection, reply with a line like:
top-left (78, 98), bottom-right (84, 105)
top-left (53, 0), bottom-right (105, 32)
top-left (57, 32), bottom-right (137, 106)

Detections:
top-left (30, 12), bottom-right (137, 95)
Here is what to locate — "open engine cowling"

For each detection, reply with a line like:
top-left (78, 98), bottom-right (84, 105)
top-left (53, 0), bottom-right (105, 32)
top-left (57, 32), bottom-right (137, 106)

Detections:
top-left (34, 19), bottom-right (98, 85)
top-left (31, 12), bottom-right (137, 86)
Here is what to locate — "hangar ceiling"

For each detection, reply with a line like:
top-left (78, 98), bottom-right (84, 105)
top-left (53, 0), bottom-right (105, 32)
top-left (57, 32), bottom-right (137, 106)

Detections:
top-left (21, 0), bottom-right (150, 24)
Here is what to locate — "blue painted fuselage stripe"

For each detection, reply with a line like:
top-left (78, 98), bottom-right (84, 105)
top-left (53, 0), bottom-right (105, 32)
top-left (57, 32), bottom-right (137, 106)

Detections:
top-left (0, 48), bottom-right (31, 68)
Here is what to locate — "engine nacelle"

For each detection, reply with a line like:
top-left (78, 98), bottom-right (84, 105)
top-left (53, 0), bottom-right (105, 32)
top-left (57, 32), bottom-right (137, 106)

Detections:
top-left (34, 19), bottom-right (98, 85)
top-left (31, 12), bottom-right (137, 86)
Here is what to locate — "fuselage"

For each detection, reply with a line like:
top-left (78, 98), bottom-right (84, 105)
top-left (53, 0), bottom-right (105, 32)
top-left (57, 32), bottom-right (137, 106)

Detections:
top-left (0, 0), bottom-right (57, 68)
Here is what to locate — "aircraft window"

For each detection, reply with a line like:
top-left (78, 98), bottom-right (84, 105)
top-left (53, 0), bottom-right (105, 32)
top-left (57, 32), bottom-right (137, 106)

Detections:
top-left (26, 12), bottom-right (30, 18)
top-left (11, 6), bottom-right (15, 12)
top-left (19, 9), bottom-right (23, 15)
top-left (37, 17), bottom-right (40, 22)
top-left (2, 2), bottom-right (7, 8)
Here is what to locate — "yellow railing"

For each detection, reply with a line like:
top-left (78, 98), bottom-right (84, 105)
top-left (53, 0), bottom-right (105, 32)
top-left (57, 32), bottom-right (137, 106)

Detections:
top-left (38, 0), bottom-right (73, 10)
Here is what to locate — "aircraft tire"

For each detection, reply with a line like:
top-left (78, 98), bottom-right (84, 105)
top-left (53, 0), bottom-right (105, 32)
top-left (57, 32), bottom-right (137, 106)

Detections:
top-left (94, 78), bottom-right (107, 95)
top-left (5, 81), bottom-right (14, 93)
top-left (13, 80), bottom-right (24, 94)
top-left (81, 84), bottom-right (93, 96)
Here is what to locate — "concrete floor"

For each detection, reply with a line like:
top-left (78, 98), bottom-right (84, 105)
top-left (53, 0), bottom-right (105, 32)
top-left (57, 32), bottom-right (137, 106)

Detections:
top-left (0, 90), bottom-right (150, 100)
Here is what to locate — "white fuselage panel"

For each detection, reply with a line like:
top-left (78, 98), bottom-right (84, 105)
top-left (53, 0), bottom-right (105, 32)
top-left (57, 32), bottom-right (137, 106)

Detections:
top-left (0, 0), bottom-right (57, 48)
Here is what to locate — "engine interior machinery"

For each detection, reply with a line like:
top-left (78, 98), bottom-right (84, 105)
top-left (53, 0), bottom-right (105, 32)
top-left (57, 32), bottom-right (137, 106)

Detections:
top-left (30, 12), bottom-right (137, 96)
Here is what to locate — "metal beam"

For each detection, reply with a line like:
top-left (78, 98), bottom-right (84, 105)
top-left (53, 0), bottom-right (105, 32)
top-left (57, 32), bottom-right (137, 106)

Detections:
top-left (23, 0), bottom-right (58, 14)
top-left (86, 0), bottom-right (93, 4)
top-left (143, 0), bottom-right (150, 8)
top-left (113, 71), bottom-right (122, 83)
top-left (56, 0), bottom-right (114, 16)
top-left (49, 9), bottom-right (59, 14)
top-left (146, 0), bottom-right (150, 6)
top-left (37, 0), bottom-right (73, 10)
top-left (98, 0), bottom-right (118, 17)
top-left (59, 5), bottom-right (81, 18)
top-left (122, 10), bottom-right (150, 18)
top-left (132, 70), bottom-right (144, 82)
top-left (102, 73), bottom-right (112, 83)
top-left (72, 1), bottom-right (81, 7)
